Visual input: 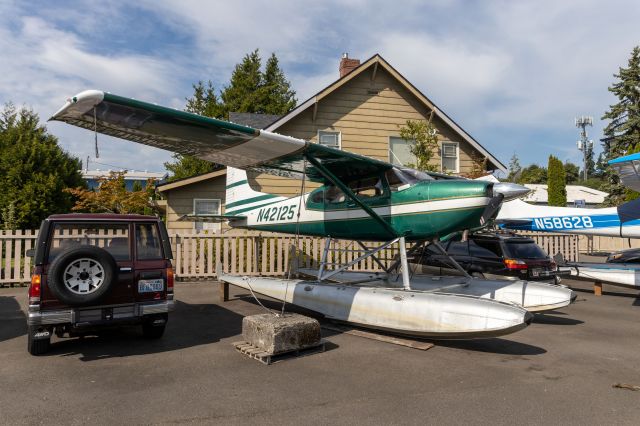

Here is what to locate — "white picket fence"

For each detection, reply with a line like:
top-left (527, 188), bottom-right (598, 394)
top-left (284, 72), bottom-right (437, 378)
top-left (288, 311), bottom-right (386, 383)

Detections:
top-left (0, 229), bottom-right (584, 285)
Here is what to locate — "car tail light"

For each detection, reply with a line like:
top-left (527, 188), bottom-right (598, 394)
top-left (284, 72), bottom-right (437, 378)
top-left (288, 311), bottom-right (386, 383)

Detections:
top-left (504, 259), bottom-right (528, 270)
top-left (167, 267), bottom-right (174, 292)
top-left (29, 274), bottom-right (41, 304)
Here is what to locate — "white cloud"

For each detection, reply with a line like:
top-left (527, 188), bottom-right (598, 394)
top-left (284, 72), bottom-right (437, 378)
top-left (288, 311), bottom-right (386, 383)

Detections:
top-left (1, 0), bottom-right (640, 170)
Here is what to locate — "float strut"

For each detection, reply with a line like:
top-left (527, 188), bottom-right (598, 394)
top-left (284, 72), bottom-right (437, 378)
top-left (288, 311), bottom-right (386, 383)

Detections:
top-left (399, 237), bottom-right (411, 290)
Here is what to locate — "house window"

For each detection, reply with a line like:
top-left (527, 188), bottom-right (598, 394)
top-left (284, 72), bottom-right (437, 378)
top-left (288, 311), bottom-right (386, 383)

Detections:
top-left (193, 198), bottom-right (221, 233)
top-left (389, 136), bottom-right (415, 167)
top-left (441, 142), bottom-right (459, 173)
top-left (318, 131), bottom-right (341, 149)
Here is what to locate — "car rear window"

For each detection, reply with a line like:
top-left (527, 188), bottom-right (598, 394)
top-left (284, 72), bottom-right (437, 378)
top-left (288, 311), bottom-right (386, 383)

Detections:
top-left (504, 241), bottom-right (548, 259)
top-left (48, 223), bottom-right (130, 262)
top-left (469, 240), bottom-right (503, 258)
top-left (136, 223), bottom-right (163, 260)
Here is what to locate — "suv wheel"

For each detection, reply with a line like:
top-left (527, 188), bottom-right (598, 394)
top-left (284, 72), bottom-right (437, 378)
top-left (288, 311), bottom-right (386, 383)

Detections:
top-left (28, 326), bottom-right (51, 356)
top-left (142, 314), bottom-right (167, 339)
top-left (47, 246), bottom-right (118, 306)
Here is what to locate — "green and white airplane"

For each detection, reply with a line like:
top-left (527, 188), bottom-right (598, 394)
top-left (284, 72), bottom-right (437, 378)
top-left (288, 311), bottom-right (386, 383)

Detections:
top-left (51, 90), bottom-right (574, 339)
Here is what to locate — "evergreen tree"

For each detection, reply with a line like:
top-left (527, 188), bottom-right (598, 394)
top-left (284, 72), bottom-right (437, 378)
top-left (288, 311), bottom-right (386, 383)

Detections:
top-left (601, 46), bottom-right (640, 205)
top-left (547, 155), bottom-right (567, 207)
top-left (564, 162), bottom-right (580, 184)
top-left (584, 143), bottom-right (595, 178)
top-left (220, 49), bottom-right (264, 117)
top-left (0, 104), bottom-right (85, 229)
top-left (186, 80), bottom-right (224, 118)
top-left (260, 53), bottom-right (297, 115)
top-left (165, 50), bottom-right (297, 181)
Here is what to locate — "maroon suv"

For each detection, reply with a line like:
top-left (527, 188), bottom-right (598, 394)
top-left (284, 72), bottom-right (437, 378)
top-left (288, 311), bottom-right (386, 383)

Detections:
top-left (26, 214), bottom-right (175, 355)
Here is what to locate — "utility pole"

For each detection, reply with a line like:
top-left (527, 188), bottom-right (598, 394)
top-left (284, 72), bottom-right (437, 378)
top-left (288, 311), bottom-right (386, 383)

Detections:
top-left (575, 116), bottom-right (593, 181)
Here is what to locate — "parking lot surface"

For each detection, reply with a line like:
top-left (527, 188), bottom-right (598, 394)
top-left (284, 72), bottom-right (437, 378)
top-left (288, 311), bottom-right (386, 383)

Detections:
top-left (1, 279), bottom-right (640, 425)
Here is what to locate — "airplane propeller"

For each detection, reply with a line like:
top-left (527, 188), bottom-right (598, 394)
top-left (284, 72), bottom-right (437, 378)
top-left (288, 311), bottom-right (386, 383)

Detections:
top-left (480, 193), bottom-right (504, 226)
top-left (479, 182), bottom-right (530, 226)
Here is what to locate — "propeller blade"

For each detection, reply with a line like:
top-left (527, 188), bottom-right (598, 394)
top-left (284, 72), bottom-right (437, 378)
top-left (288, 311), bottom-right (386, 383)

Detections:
top-left (480, 193), bottom-right (504, 225)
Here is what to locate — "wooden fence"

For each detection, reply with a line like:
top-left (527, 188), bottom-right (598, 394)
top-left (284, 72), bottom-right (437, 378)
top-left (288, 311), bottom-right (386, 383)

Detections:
top-left (0, 229), bottom-right (587, 286)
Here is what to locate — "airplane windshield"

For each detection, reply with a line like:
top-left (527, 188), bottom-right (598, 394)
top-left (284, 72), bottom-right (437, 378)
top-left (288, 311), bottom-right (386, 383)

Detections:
top-left (386, 167), bottom-right (433, 191)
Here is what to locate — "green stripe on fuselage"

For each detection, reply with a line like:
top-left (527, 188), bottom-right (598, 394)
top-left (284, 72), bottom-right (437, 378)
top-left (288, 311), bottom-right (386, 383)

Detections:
top-left (248, 206), bottom-right (485, 241)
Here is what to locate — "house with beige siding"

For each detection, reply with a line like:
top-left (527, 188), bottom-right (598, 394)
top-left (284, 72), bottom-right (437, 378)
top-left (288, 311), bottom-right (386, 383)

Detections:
top-left (158, 53), bottom-right (506, 233)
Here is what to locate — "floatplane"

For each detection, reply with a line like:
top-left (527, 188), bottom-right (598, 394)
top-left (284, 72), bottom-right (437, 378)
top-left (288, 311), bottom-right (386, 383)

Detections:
top-left (497, 152), bottom-right (640, 288)
top-left (51, 90), bottom-right (575, 338)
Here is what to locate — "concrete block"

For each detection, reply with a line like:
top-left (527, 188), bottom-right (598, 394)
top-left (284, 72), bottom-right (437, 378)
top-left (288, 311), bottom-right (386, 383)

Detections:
top-left (242, 313), bottom-right (321, 355)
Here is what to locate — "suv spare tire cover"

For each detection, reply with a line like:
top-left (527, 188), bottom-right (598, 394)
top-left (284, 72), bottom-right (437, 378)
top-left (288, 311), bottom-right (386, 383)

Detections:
top-left (47, 245), bottom-right (118, 307)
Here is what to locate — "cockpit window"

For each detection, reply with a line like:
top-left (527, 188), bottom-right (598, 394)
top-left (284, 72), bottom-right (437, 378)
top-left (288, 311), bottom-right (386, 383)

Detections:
top-left (348, 177), bottom-right (384, 199)
top-left (385, 167), bottom-right (433, 191)
top-left (309, 176), bottom-right (385, 205)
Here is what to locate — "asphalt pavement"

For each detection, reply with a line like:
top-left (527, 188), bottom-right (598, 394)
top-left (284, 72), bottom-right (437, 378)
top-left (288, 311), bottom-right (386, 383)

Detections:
top-left (1, 279), bottom-right (640, 425)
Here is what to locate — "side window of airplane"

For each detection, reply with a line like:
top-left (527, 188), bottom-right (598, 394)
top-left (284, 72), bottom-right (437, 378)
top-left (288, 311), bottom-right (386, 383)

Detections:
top-left (347, 176), bottom-right (385, 199)
top-left (309, 186), bottom-right (346, 205)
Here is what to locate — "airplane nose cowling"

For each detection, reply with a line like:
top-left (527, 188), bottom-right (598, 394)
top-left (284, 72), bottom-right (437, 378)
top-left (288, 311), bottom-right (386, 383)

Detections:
top-left (493, 182), bottom-right (531, 201)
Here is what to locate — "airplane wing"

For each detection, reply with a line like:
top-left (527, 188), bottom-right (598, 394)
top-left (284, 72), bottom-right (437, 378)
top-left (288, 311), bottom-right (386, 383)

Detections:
top-left (50, 90), bottom-right (392, 183)
top-left (609, 153), bottom-right (640, 192)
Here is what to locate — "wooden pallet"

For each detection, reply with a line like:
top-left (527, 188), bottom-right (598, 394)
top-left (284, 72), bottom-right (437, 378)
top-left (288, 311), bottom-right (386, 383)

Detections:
top-left (233, 340), bottom-right (326, 365)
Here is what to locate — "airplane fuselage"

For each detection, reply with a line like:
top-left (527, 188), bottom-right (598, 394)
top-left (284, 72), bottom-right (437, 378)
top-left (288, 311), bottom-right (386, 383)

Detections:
top-left (231, 179), bottom-right (493, 241)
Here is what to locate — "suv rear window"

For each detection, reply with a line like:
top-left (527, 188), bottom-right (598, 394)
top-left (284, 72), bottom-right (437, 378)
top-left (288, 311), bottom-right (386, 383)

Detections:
top-left (48, 223), bottom-right (130, 261)
top-left (136, 223), bottom-right (163, 260)
top-left (504, 241), bottom-right (548, 259)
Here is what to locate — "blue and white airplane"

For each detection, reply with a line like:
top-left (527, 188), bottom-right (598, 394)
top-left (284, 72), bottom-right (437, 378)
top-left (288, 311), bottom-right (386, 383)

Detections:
top-left (497, 152), bottom-right (640, 238)
top-left (497, 152), bottom-right (640, 288)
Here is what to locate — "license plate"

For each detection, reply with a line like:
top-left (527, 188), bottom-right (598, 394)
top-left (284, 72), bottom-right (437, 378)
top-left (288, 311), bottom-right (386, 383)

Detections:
top-left (138, 279), bottom-right (164, 293)
top-left (531, 268), bottom-right (541, 277)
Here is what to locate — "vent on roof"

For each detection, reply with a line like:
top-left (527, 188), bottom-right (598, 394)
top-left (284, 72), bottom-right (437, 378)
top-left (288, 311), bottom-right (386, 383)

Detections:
top-left (367, 89), bottom-right (381, 95)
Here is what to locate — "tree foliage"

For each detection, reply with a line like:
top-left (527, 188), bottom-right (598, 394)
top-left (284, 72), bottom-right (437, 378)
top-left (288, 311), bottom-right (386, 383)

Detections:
top-left (399, 119), bottom-right (439, 172)
top-left (601, 46), bottom-right (640, 205)
top-left (0, 104), bottom-right (85, 229)
top-left (516, 164), bottom-right (547, 184)
top-left (507, 154), bottom-right (522, 182)
top-left (564, 162), bottom-right (580, 184)
top-left (547, 155), bottom-right (566, 207)
top-left (461, 152), bottom-right (489, 179)
top-left (65, 171), bottom-right (158, 215)
top-left (164, 49), bottom-right (297, 181)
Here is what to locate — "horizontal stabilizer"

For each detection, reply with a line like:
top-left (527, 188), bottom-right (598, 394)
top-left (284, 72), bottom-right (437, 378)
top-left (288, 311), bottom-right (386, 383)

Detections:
top-left (178, 214), bottom-right (246, 223)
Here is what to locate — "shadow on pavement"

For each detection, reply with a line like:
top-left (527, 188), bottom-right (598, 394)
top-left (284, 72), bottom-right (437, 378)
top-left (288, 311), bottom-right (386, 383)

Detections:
top-left (533, 313), bottom-right (584, 325)
top-left (436, 338), bottom-right (547, 355)
top-left (45, 300), bottom-right (243, 361)
top-left (0, 296), bottom-right (27, 342)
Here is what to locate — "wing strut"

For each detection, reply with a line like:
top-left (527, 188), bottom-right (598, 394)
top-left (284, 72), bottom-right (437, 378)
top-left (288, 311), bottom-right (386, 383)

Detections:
top-left (304, 154), bottom-right (399, 239)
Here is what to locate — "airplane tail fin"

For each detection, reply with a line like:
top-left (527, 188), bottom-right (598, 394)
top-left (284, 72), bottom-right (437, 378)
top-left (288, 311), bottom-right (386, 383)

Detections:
top-left (225, 167), bottom-right (282, 215)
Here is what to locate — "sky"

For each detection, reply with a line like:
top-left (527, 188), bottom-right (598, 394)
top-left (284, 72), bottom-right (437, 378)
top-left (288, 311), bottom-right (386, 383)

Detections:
top-left (1, 0), bottom-right (639, 175)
